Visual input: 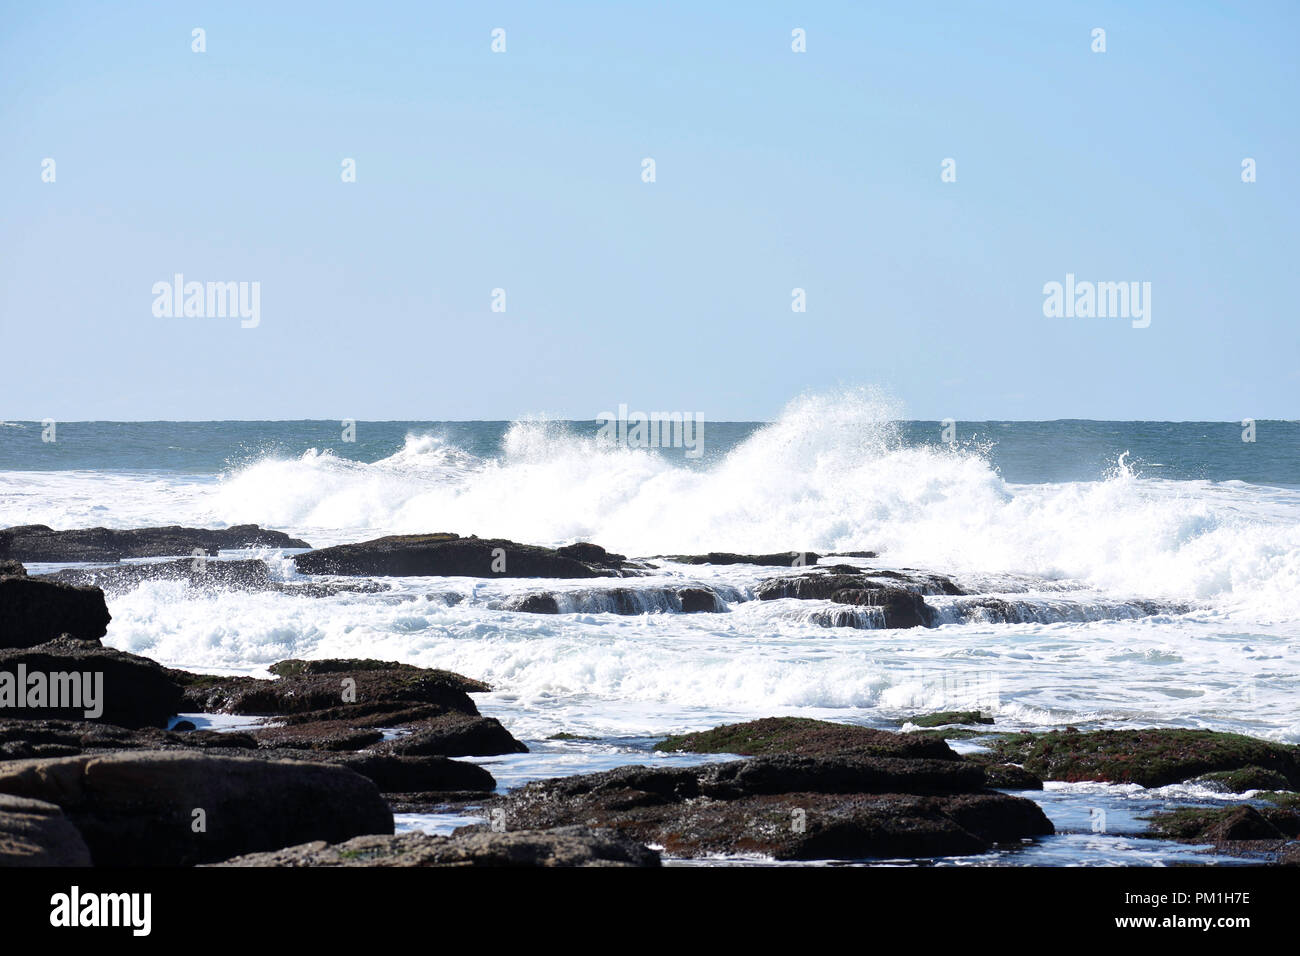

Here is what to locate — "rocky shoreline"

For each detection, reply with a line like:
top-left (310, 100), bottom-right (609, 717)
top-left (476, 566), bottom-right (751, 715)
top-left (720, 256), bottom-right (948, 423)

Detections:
top-left (1, 524), bottom-right (1296, 867)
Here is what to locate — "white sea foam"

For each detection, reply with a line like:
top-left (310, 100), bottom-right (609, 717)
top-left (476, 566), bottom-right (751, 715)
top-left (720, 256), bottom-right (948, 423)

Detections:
top-left (10, 389), bottom-right (1290, 616)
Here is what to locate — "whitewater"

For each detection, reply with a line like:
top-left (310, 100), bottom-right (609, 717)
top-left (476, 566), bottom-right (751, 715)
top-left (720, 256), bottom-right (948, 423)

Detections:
top-left (2, 390), bottom-right (1298, 752)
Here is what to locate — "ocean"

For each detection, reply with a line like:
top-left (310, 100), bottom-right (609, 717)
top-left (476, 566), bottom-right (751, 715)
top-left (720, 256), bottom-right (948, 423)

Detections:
top-left (3, 391), bottom-right (1298, 865)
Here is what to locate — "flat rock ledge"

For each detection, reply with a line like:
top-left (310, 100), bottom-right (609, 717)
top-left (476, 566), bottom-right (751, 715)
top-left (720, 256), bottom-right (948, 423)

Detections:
top-left (292, 533), bottom-right (646, 578)
top-left (0, 524), bottom-right (311, 563)
top-left (209, 826), bottom-right (661, 867)
top-left (488, 753), bottom-right (1053, 861)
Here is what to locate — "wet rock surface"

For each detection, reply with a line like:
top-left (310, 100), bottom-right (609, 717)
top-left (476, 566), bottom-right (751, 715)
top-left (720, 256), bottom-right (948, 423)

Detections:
top-left (294, 533), bottom-right (644, 578)
top-left (654, 716), bottom-right (960, 760)
top-left (0, 750), bottom-right (393, 866)
top-left (0, 576), bottom-right (111, 647)
top-left (0, 524), bottom-right (310, 563)
top-left (0, 637), bottom-right (182, 727)
top-left (487, 755), bottom-right (1053, 860)
top-left (38, 559), bottom-right (387, 597)
top-left (751, 569), bottom-right (960, 628)
top-left (209, 825), bottom-right (661, 868)
top-left (991, 728), bottom-right (1300, 789)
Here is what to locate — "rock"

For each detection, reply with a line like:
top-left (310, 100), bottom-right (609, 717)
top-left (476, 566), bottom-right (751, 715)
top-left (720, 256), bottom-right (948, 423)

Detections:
top-left (0, 638), bottom-right (182, 727)
top-left (0, 792), bottom-right (93, 866)
top-left (0, 524), bottom-right (311, 563)
top-left (0, 560), bottom-right (26, 578)
top-left (175, 667), bottom-right (481, 718)
top-left (0, 717), bottom-right (499, 797)
top-left (504, 593), bottom-right (560, 614)
top-left (39, 559), bottom-right (387, 597)
top-left (0, 750), bottom-right (393, 866)
top-left (0, 577), bottom-right (111, 647)
top-left (334, 753), bottom-right (496, 793)
top-left (756, 569), bottom-right (960, 600)
top-left (907, 711), bottom-right (995, 728)
top-left (378, 716), bottom-right (528, 757)
top-left (753, 573), bottom-right (941, 628)
top-left (502, 585), bottom-right (731, 616)
top-left (293, 533), bottom-right (641, 578)
top-left (1144, 804), bottom-right (1300, 843)
top-left (266, 658), bottom-right (489, 691)
top-left (979, 763), bottom-right (1043, 790)
top-left (492, 757), bottom-right (1052, 860)
top-left (659, 552), bottom-right (822, 567)
top-left (1192, 766), bottom-right (1292, 794)
top-left (654, 717), bottom-right (960, 761)
top-left (209, 825), bottom-right (660, 867)
top-left (992, 728), bottom-right (1300, 789)
top-left (1256, 791), bottom-right (1300, 810)
top-left (677, 587), bottom-right (724, 612)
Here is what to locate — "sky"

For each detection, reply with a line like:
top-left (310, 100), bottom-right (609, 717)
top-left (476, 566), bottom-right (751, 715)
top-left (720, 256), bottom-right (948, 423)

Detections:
top-left (1, 0), bottom-right (1297, 422)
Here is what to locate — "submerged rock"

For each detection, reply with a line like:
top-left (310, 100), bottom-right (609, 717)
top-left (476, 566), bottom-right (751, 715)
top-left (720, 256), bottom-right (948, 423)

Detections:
top-left (39, 559), bottom-right (387, 597)
top-left (0, 524), bottom-right (310, 563)
top-left (501, 584), bottom-right (732, 616)
top-left (209, 825), bottom-right (660, 867)
top-left (752, 571), bottom-right (953, 628)
top-left (0, 750), bottom-right (393, 866)
top-left (992, 728), bottom-right (1300, 789)
top-left (293, 533), bottom-right (642, 578)
top-left (0, 576), bottom-right (111, 647)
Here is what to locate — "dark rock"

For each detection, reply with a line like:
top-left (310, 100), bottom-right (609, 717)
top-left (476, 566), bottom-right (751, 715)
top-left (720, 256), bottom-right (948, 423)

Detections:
top-left (0, 718), bottom-right (498, 797)
top-left (335, 753), bottom-right (496, 793)
top-left (504, 593), bottom-right (560, 614)
top-left (0, 638), bottom-right (182, 727)
top-left (660, 552), bottom-right (822, 567)
top-left (654, 717), bottom-right (960, 761)
top-left (0, 792), bottom-right (93, 866)
top-left (0, 577), bottom-right (111, 647)
top-left (756, 569), bottom-right (960, 601)
top-left (293, 533), bottom-right (639, 578)
top-left (0, 524), bottom-right (311, 563)
top-left (677, 587), bottom-right (724, 612)
top-left (492, 757), bottom-right (1052, 860)
top-left (992, 728), bottom-right (1300, 789)
top-left (907, 711), bottom-right (995, 728)
top-left (753, 573), bottom-right (942, 628)
top-left (0, 750), bottom-right (392, 866)
top-left (1145, 804), bottom-right (1300, 843)
top-left (0, 560), bottom-right (26, 578)
top-left (1193, 766), bottom-right (1292, 794)
top-left (378, 716), bottom-right (528, 757)
top-left (266, 658), bottom-right (489, 691)
top-left (171, 720), bottom-right (197, 732)
top-left (39, 559), bottom-right (387, 597)
top-left (175, 668), bottom-right (480, 718)
top-left (209, 825), bottom-right (660, 867)
top-left (980, 763), bottom-right (1043, 790)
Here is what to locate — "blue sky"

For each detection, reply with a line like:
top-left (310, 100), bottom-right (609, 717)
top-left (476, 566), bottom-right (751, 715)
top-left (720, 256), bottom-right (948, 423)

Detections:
top-left (2, 1), bottom-right (1296, 421)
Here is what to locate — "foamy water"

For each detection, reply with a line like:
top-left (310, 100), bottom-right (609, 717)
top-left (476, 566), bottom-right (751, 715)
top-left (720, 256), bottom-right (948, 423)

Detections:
top-left (3, 390), bottom-right (1299, 745)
